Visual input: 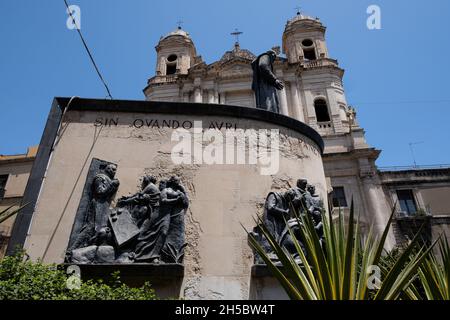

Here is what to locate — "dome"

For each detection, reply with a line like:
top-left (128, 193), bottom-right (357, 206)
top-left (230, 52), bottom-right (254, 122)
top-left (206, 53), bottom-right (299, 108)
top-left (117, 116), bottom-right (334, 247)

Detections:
top-left (219, 43), bottom-right (256, 64)
top-left (284, 12), bottom-right (325, 32)
top-left (287, 13), bottom-right (320, 24)
top-left (160, 27), bottom-right (191, 41)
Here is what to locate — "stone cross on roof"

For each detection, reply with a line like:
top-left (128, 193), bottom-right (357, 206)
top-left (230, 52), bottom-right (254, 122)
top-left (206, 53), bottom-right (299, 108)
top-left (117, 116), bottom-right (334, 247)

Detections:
top-left (230, 28), bottom-right (243, 46)
top-left (176, 19), bottom-right (184, 30)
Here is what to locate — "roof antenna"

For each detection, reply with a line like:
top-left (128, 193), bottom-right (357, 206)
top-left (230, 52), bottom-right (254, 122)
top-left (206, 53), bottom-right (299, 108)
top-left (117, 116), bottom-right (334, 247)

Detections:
top-left (409, 141), bottom-right (424, 168)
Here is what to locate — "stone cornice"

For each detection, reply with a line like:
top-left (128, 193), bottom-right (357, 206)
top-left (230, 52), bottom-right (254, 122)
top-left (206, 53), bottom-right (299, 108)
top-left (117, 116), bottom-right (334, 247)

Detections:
top-left (54, 97), bottom-right (324, 154)
top-left (0, 157), bottom-right (35, 165)
top-left (322, 147), bottom-right (381, 161)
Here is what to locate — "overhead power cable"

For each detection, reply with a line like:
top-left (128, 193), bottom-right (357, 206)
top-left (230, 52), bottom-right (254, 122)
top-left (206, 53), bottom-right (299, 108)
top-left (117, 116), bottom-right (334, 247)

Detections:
top-left (63, 0), bottom-right (113, 99)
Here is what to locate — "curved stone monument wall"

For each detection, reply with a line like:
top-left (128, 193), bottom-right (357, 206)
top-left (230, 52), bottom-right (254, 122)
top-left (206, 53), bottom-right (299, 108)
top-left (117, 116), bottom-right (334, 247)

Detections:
top-left (20, 98), bottom-right (326, 299)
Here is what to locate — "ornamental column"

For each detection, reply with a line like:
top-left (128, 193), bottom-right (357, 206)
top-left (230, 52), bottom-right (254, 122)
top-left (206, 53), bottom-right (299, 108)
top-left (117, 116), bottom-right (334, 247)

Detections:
top-left (278, 87), bottom-right (289, 116)
top-left (359, 161), bottom-right (396, 250)
top-left (183, 92), bottom-right (190, 102)
top-left (214, 91), bottom-right (219, 104)
top-left (290, 81), bottom-right (305, 122)
top-left (194, 87), bottom-right (202, 103)
top-left (207, 90), bottom-right (215, 104)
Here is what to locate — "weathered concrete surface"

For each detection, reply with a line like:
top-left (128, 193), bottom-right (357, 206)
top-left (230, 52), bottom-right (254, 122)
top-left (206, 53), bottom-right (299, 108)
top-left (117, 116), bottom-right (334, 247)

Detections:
top-left (24, 110), bottom-right (326, 299)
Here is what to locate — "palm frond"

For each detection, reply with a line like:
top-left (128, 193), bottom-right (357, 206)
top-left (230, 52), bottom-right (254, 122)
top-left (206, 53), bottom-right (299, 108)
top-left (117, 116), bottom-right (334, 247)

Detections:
top-left (245, 199), bottom-right (435, 300)
top-left (416, 236), bottom-right (450, 300)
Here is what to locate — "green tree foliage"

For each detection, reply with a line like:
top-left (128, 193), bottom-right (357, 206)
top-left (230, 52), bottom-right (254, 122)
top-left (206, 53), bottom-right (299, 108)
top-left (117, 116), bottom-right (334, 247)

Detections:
top-left (0, 252), bottom-right (157, 300)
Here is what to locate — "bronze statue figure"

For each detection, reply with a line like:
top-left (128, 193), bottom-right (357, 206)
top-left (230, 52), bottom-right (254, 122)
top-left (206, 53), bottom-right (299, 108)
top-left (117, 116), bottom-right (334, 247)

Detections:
top-left (251, 178), bottom-right (325, 265)
top-left (67, 163), bottom-right (119, 256)
top-left (263, 191), bottom-right (290, 243)
top-left (92, 164), bottom-right (120, 232)
top-left (251, 50), bottom-right (284, 113)
top-left (117, 175), bottom-right (160, 228)
top-left (132, 177), bottom-right (169, 263)
top-left (160, 176), bottom-right (189, 263)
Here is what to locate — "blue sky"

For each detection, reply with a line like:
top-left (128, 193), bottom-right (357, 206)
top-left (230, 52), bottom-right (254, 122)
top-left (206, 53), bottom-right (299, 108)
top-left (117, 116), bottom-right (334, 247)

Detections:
top-left (0, 0), bottom-right (449, 167)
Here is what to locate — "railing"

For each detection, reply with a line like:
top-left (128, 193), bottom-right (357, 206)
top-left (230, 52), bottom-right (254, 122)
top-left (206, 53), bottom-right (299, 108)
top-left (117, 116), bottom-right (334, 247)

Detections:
top-left (316, 121), bottom-right (334, 135)
top-left (395, 209), bottom-right (432, 219)
top-left (379, 164), bottom-right (450, 172)
top-left (302, 58), bottom-right (339, 69)
top-left (147, 74), bottom-right (178, 85)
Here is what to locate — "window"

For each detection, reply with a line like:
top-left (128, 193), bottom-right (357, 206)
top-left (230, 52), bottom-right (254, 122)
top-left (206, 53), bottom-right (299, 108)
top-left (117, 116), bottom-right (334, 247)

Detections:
top-left (0, 175), bottom-right (8, 201)
top-left (302, 39), bottom-right (314, 47)
top-left (332, 186), bottom-right (348, 207)
top-left (314, 99), bottom-right (331, 122)
top-left (166, 54), bottom-right (178, 75)
top-left (166, 63), bottom-right (177, 75)
top-left (301, 39), bottom-right (317, 60)
top-left (167, 54), bottom-right (177, 62)
top-left (397, 189), bottom-right (417, 215)
top-left (303, 48), bottom-right (317, 60)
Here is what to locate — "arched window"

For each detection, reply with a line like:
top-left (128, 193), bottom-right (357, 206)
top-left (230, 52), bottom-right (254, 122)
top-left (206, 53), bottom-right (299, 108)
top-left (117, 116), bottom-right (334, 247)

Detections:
top-left (302, 39), bottom-right (317, 61)
top-left (167, 54), bottom-right (177, 62)
top-left (166, 64), bottom-right (177, 75)
top-left (166, 54), bottom-right (178, 75)
top-left (314, 99), bottom-right (331, 122)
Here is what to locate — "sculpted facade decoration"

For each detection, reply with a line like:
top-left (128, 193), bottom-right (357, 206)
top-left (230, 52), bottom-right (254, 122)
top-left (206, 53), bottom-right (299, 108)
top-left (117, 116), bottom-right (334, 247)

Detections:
top-left (66, 158), bottom-right (189, 264)
top-left (251, 179), bottom-right (324, 265)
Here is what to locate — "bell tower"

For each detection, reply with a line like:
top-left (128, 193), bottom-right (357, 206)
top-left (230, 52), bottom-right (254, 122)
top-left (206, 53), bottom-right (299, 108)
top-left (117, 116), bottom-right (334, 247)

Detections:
top-left (154, 27), bottom-right (197, 77)
top-left (282, 12), bottom-right (329, 64)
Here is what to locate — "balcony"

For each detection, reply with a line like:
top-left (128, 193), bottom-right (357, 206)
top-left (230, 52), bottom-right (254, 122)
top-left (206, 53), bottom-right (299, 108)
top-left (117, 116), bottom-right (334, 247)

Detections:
top-left (302, 58), bottom-right (339, 69)
top-left (394, 210), bottom-right (432, 245)
top-left (316, 121), bottom-right (334, 135)
top-left (147, 74), bottom-right (178, 85)
top-left (395, 208), bottom-right (432, 219)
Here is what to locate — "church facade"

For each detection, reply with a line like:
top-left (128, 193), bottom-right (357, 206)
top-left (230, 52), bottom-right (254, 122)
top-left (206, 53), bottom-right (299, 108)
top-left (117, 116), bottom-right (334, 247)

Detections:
top-left (143, 13), bottom-right (450, 247)
top-left (0, 12), bottom-right (449, 299)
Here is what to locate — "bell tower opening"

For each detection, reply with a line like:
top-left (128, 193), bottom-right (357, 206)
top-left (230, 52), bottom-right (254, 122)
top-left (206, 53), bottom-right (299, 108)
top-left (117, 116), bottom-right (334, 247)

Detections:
top-left (302, 39), bottom-right (317, 61)
top-left (166, 64), bottom-right (176, 75)
top-left (166, 54), bottom-right (178, 75)
top-left (314, 98), bottom-right (331, 122)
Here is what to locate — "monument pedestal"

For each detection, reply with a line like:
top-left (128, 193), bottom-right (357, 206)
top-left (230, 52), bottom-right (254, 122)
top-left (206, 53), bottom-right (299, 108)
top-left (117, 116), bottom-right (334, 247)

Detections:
top-left (9, 97), bottom-right (326, 299)
top-left (60, 263), bottom-right (184, 298)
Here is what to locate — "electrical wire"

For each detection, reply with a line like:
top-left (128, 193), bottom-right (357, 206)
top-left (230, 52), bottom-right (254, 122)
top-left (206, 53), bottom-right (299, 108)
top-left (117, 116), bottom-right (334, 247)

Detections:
top-left (42, 98), bottom-right (105, 260)
top-left (63, 0), bottom-right (113, 99)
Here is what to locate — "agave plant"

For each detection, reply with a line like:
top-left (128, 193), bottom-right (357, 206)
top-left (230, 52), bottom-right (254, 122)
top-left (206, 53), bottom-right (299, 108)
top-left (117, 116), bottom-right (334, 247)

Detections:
top-left (404, 237), bottom-right (450, 300)
top-left (247, 201), bottom-right (437, 300)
